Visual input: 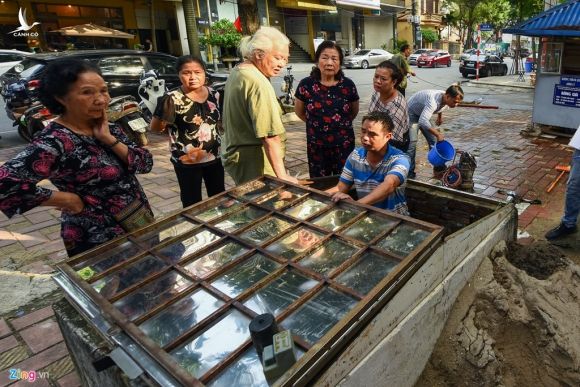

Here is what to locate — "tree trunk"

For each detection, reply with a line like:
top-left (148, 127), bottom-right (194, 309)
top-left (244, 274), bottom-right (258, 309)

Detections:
top-left (149, 0), bottom-right (157, 51)
top-left (238, 0), bottom-right (260, 35)
top-left (182, 0), bottom-right (201, 57)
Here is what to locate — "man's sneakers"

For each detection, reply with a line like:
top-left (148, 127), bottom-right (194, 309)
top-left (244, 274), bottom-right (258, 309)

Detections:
top-left (545, 223), bottom-right (577, 240)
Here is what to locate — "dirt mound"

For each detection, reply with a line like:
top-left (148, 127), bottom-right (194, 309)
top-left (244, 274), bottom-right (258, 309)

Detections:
top-left (506, 241), bottom-right (568, 280)
top-left (416, 241), bottom-right (580, 387)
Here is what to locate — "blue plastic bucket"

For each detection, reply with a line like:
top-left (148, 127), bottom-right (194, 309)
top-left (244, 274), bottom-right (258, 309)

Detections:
top-left (427, 140), bottom-right (455, 166)
top-left (524, 61), bottom-right (534, 73)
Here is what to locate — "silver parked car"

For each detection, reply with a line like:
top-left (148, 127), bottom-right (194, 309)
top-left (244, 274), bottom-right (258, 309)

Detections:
top-left (0, 49), bottom-right (31, 76)
top-left (408, 49), bottom-right (429, 65)
top-left (344, 49), bottom-right (393, 69)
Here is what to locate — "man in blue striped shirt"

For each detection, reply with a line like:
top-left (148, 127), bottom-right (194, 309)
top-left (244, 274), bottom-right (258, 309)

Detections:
top-left (327, 112), bottom-right (410, 215)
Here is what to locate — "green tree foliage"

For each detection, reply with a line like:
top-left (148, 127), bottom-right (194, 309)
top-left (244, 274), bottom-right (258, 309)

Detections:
top-left (200, 19), bottom-right (242, 49)
top-left (443, 0), bottom-right (511, 49)
top-left (421, 28), bottom-right (439, 44)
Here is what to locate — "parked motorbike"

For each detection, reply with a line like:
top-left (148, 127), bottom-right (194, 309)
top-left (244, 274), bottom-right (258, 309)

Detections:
top-left (107, 95), bottom-right (149, 146)
top-left (138, 70), bottom-right (166, 123)
top-left (18, 96), bottom-right (149, 146)
top-left (278, 65), bottom-right (295, 114)
top-left (137, 69), bottom-right (228, 121)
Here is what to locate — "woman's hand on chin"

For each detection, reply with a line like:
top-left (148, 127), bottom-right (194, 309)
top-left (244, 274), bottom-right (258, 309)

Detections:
top-left (92, 110), bottom-right (113, 142)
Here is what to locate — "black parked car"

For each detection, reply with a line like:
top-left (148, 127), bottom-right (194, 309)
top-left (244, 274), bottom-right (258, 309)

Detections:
top-left (0, 50), bottom-right (183, 122)
top-left (459, 54), bottom-right (508, 78)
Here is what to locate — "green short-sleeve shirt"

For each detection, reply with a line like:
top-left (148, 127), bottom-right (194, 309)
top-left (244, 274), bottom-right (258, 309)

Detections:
top-left (221, 65), bottom-right (286, 184)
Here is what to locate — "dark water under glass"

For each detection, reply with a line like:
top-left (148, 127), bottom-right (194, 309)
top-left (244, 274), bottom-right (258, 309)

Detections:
top-left (139, 289), bottom-right (224, 347)
top-left (341, 214), bottom-right (398, 243)
top-left (213, 206), bottom-right (269, 233)
top-left (299, 238), bottom-right (359, 276)
top-left (312, 207), bottom-right (358, 231)
top-left (171, 309), bottom-right (251, 379)
top-left (156, 228), bottom-right (221, 263)
top-left (336, 252), bottom-right (399, 295)
top-left (376, 223), bottom-right (431, 257)
top-left (282, 287), bottom-right (357, 345)
top-left (190, 197), bottom-right (244, 222)
top-left (243, 270), bottom-right (318, 317)
top-left (239, 216), bottom-right (292, 244)
top-left (211, 254), bottom-right (280, 298)
top-left (136, 218), bottom-right (197, 249)
top-left (182, 241), bottom-right (248, 279)
top-left (265, 227), bottom-right (325, 260)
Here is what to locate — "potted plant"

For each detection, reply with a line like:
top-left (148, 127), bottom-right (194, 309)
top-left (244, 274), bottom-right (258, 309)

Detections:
top-left (200, 19), bottom-right (242, 63)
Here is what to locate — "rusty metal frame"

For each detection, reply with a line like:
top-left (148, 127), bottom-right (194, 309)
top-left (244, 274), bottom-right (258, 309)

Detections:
top-left (56, 176), bottom-right (444, 386)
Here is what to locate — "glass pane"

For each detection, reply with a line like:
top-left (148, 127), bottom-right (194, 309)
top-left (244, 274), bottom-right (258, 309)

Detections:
top-left (213, 206), bottom-right (269, 233)
top-left (231, 180), bottom-right (283, 201)
top-left (156, 228), bottom-right (221, 263)
top-left (190, 197), bottom-right (244, 222)
top-left (139, 289), bottom-right (224, 347)
top-left (244, 270), bottom-right (317, 317)
top-left (282, 287), bottom-right (357, 345)
top-left (75, 241), bottom-right (141, 280)
top-left (312, 207), bottom-right (358, 231)
top-left (283, 198), bottom-right (328, 220)
top-left (239, 216), bottom-right (292, 245)
top-left (211, 254), bottom-right (280, 298)
top-left (206, 348), bottom-right (268, 387)
top-left (335, 252), bottom-right (399, 295)
top-left (136, 218), bottom-right (197, 248)
top-left (92, 255), bottom-right (167, 298)
top-left (341, 214), bottom-right (398, 243)
top-left (113, 272), bottom-right (192, 321)
top-left (298, 238), bottom-right (359, 276)
top-left (265, 227), bottom-right (324, 260)
top-left (171, 309), bottom-right (251, 378)
top-left (182, 241), bottom-right (248, 279)
top-left (256, 188), bottom-right (307, 210)
top-left (375, 224), bottom-right (431, 257)
top-left (206, 347), bottom-right (305, 387)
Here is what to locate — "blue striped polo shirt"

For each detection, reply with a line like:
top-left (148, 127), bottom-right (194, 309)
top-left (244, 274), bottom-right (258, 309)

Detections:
top-left (339, 145), bottom-right (410, 215)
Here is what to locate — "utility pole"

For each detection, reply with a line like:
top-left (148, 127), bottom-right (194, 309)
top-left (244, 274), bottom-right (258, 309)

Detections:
top-left (411, 0), bottom-right (417, 49)
top-left (205, 0), bottom-right (218, 71)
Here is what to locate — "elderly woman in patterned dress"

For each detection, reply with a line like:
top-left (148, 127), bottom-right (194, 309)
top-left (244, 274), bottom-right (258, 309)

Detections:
top-left (151, 55), bottom-right (225, 207)
top-left (295, 40), bottom-right (359, 178)
top-left (0, 58), bottom-right (153, 257)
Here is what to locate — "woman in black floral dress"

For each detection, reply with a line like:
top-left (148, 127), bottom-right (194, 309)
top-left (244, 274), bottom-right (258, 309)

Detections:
top-left (295, 41), bottom-right (359, 177)
top-left (0, 59), bottom-right (153, 257)
top-left (151, 56), bottom-right (225, 207)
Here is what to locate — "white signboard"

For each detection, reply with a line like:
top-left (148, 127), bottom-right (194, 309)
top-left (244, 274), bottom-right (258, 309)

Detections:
top-left (335, 0), bottom-right (381, 10)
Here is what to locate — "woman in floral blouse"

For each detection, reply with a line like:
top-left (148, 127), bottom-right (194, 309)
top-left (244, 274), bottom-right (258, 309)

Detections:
top-left (295, 40), bottom-right (359, 177)
top-left (0, 59), bottom-right (153, 257)
top-left (151, 56), bottom-right (224, 207)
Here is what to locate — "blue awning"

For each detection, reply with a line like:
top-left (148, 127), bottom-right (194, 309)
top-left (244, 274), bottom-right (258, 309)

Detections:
top-left (503, 0), bottom-right (580, 37)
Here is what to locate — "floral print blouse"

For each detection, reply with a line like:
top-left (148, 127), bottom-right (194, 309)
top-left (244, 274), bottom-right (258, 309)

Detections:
top-left (294, 76), bottom-right (359, 147)
top-left (0, 122), bottom-right (153, 256)
top-left (154, 86), bottom-right (221, 164)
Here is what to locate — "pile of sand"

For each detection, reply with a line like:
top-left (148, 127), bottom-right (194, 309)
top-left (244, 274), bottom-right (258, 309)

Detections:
top-left (416, 241), bottom-right (580, 386)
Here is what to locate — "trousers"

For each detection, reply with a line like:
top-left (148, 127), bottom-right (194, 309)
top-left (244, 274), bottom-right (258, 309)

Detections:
top-left (173, 159), bottom-right (225, 208)
top-left (562, 149), bottom-right (580, 227)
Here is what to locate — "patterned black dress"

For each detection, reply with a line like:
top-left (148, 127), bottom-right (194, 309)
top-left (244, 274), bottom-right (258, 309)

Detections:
top-left (295, 76), bottom-right (359, 177)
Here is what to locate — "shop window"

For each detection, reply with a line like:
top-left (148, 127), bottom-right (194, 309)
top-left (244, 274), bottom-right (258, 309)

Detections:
top-left (540, 42), bottom-right (563, 74)
top-left (47, 5), bottom-right (80, 17)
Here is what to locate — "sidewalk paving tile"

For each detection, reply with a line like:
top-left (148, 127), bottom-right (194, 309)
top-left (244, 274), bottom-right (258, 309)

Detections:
top-left (0, 336), bottom-right (18, 354)
top-left (10, 307), bottom-right (54, 331)
top-left (19, 320), bottom-right (63, 354)
top-left (0, 343), bottom-right (68, 380)
top-left (0, 320), bottom-right (10, 339)
top-left (57, 371), bottom-right (81, 387)
top-left (12, 379), bottom-right (51, 387)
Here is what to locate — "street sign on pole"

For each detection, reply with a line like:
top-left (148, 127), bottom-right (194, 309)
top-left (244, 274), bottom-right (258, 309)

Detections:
top-left (476, 25), bottom-right (481, 81)
top-left (479, 23), bottom-right (493, 32)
